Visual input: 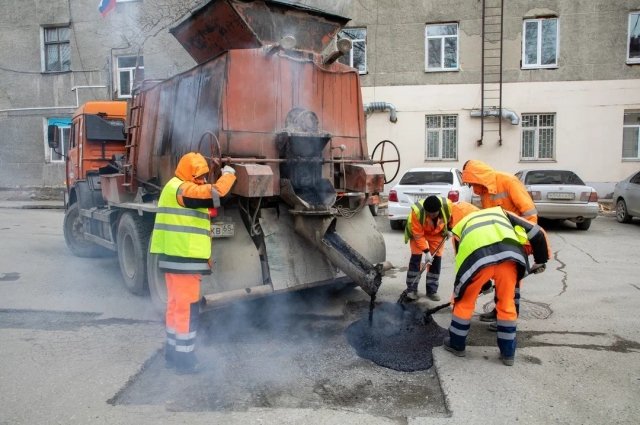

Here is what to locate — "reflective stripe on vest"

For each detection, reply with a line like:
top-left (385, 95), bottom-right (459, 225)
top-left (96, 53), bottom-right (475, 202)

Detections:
top-left (452, 207), bottom-right (522, 277)
top-left (404, 196), bottom-right (451, 243)
top-left (150, 177), bottom-right (211, 260)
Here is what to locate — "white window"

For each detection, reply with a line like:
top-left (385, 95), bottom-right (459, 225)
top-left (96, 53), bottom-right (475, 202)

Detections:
top-left (623, 111), bottom-right (640, 160)
top-left (521, 113), bottom-right (555, 160)
top-left (43, 26), bottom-right (71, 72)
top-left (628, 12), bottom-right (640, 64)
top-left (522, 18), bottom-right (558, 68)
top-left (338, 28), bottom-right (367, 74)
top-left (116, 55), bottom-right (144, 98)
top-left (425, 23), bottom-right (459, 71)
top-left (47, 118), bottom-right (71, 163)
top-left (425, 115), bottom-right (458, 160)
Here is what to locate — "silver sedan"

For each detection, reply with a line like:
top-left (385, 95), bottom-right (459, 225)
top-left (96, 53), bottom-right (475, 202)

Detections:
top-left (515, 169), bottom-right (599, 230)
top-left (612, 170), bottom-right (640, 223)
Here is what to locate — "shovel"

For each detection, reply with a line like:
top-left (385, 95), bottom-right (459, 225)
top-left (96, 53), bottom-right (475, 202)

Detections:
top-left (397, 235), bottom-right (448, 304)
top-left (422, 301), bottom-right (451, 324)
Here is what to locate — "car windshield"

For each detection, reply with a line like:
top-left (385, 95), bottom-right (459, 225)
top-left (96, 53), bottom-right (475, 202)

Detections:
top-left (399, 171), bottom-right (453, 185)
top-left (524, 170), bottom-right (585, 185)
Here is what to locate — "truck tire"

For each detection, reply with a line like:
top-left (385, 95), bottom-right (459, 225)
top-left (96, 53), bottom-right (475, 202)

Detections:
top-left (147, 250), bottom-right (167, 315)
top-left (63, 202), bottom-right (112, 258)
top-left (116, 212), bottom-right (152, 295)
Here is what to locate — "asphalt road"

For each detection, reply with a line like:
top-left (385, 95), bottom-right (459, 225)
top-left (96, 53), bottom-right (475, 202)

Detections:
top-left (0, 207), bottom-right (639, 424)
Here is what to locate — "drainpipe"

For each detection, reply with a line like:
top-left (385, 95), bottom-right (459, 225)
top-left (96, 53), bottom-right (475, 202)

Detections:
top-left (0, 85), bottom-right (107, 113)
top-left (364, 102), bottom-right (398, 123)
top-left (470, 108), bottom-right (520, 125)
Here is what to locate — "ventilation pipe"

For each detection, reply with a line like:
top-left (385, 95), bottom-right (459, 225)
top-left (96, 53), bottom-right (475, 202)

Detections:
top-left (470, 108), bottom-right (520, 125)
top-left (364, 102), bottom-right (398, 123)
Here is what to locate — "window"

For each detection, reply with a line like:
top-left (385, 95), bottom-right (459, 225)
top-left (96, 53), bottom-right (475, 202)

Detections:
top-left (43, 27), bottom-right (71, 72)
top-left (425, 115), bottom-right (458, 160)
top-left (116, 55), bottom-right (144, 98)
top-left (337, 28), bottom-right (366, 74)
top-left (425, 23), bottom-right (459, 71)
top-left (47, 118), bottom-right (71, 162)
top-left (522, 18), bottom-right (558, 68)
top-left (628, 12), bottom-right (640, 63)
top-left (623, 111), bottom-right (640, 160)
top-left (521, 113), bottom-right (555, 160)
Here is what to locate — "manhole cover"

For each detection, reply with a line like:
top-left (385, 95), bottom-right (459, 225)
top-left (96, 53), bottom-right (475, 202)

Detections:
top-left (482, 299), bottom-right (552, 320)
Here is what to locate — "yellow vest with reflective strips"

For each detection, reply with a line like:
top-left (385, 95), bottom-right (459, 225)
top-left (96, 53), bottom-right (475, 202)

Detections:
top-left (150, 177), bottom-right (211, 259)
top-left (451, 206), bottom-right (526, 273)
top-left (404, 195), bottom-right (451, 243)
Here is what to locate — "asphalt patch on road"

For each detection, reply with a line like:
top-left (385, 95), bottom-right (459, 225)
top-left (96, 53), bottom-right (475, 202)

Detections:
top-left (111, 287), bottom-right (449, 418)
top-left (345, 302), bottom-right (447, 372)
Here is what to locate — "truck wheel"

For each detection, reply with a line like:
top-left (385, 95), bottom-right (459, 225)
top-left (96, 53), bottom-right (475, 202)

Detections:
top-left (147, 251), bottom-right (167, 315)
top-left (63, 202), bottom-right (112, 257)
top-left (116, 212), bottom-right (152, 295)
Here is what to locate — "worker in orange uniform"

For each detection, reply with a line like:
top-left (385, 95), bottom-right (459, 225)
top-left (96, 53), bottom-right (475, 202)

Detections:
top-left (462, 159), bottom-right (538, 323)
top-left (443, 206), bottom-right (550, 366)
top-left (150, 152), bottom-right (236, 374)
top-left (401, 195), bottom-right (452, 302)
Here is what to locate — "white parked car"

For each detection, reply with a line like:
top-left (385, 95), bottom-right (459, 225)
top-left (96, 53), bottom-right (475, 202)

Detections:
top-left (515, 169), bottom-right (599, 230)
top-left (387, 167), bottom-right (472, 230)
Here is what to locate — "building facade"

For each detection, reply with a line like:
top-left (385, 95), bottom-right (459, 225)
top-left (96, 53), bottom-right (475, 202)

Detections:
top-left (1, 0), bottom-right (639, 197)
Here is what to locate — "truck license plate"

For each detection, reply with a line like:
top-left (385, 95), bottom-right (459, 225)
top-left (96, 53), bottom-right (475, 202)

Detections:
top-left (547, 192), bottom-right (574, 200)
top-left (211, 222), bottom-right (234, 238)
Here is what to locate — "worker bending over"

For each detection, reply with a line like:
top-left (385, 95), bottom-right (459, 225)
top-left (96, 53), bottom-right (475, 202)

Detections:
top-left (402, 195), bottom-right (453, 302)
top-left (150, 152), bottom-right (236, 374)
top-left (443, 206), bottom-right (550, 366)
top-left (462, 159), bottom-right (538, 323)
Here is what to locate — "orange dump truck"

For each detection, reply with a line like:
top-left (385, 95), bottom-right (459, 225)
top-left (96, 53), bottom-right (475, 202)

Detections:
top-left (48, 0), bottom-right (388, 312)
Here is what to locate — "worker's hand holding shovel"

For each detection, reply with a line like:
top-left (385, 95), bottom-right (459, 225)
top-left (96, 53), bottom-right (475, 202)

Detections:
top-left (421, 251), bottom-right (434, 270)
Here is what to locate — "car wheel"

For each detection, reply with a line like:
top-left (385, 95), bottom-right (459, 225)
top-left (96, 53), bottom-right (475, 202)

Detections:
top-left (576, 218), bottom-right (591, 231)
top-left (616, 199), bottom-right (632, 223)
top-left (389, 220), bottom-right (404, 230)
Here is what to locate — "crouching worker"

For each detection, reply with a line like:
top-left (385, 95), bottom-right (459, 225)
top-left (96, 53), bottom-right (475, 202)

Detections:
top-left (443, 206), bottom-right (550, 366)
top-left (150, 152), bottom-right (236, 374)
top-left (402, 195), bottom-right (452, 302)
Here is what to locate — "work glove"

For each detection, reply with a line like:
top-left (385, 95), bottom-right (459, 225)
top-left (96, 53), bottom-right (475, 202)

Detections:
top-left (530, 263), bottom-right (546, 274)
top-left (422, 251), bottom-right (434, 265)
top-left (221, 165), bottom-right (236, 175)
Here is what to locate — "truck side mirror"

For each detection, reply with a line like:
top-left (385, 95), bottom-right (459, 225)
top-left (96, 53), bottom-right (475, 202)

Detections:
top-left (47, 125), bottom-right (59, 150)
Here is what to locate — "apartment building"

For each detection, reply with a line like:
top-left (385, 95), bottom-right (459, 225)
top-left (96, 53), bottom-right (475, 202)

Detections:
top-left (0, 0), bottom-right (639, 196)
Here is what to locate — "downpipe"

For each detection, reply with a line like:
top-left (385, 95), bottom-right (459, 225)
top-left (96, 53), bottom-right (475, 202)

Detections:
top-left (292, 214), bottom-right (383, 296)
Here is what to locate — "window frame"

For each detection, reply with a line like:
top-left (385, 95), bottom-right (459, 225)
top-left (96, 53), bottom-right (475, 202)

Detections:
top-left (42, 26), bottom-right (71, 73)
top-left (622, 111), bottom-right (640, 160)
top-left (425, 114), bottom-right (458, 161)
top-left (337, 28), bottom-right (367, 74)
top-left (520, 113), bottom-right (556, 161)
top-left (628, 12), bottom-right (640, 64)
top-left (521, 17), bottom-right (559, 69)
top-left (46, 118), bottom-right (71, 163)
top-left (116, 55), bottom-right (144, 99)
top-left (425, 23), bottom-right (459, 72)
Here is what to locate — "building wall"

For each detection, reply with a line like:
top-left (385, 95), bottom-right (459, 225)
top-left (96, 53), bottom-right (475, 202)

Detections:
top-left (344, 0), bottom-right (640, 195)
top-left (0, 0), bottom-right (193, 192)
top-left (1, 0), bottom-right (639, 198)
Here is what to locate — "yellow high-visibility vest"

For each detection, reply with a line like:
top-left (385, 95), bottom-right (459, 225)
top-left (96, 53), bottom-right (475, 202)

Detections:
top-left (150, 177), bottom-right (211, 260)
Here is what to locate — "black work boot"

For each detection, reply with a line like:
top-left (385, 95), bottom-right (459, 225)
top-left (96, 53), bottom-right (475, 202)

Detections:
top-left (175, 352), bottom-right (204, 375)
top-left (164, 344), bottom-right (176, 369)
top-left (479, 308), bottom-right (497, 322)
top-left (443, 337), bottom-right (466, 357)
